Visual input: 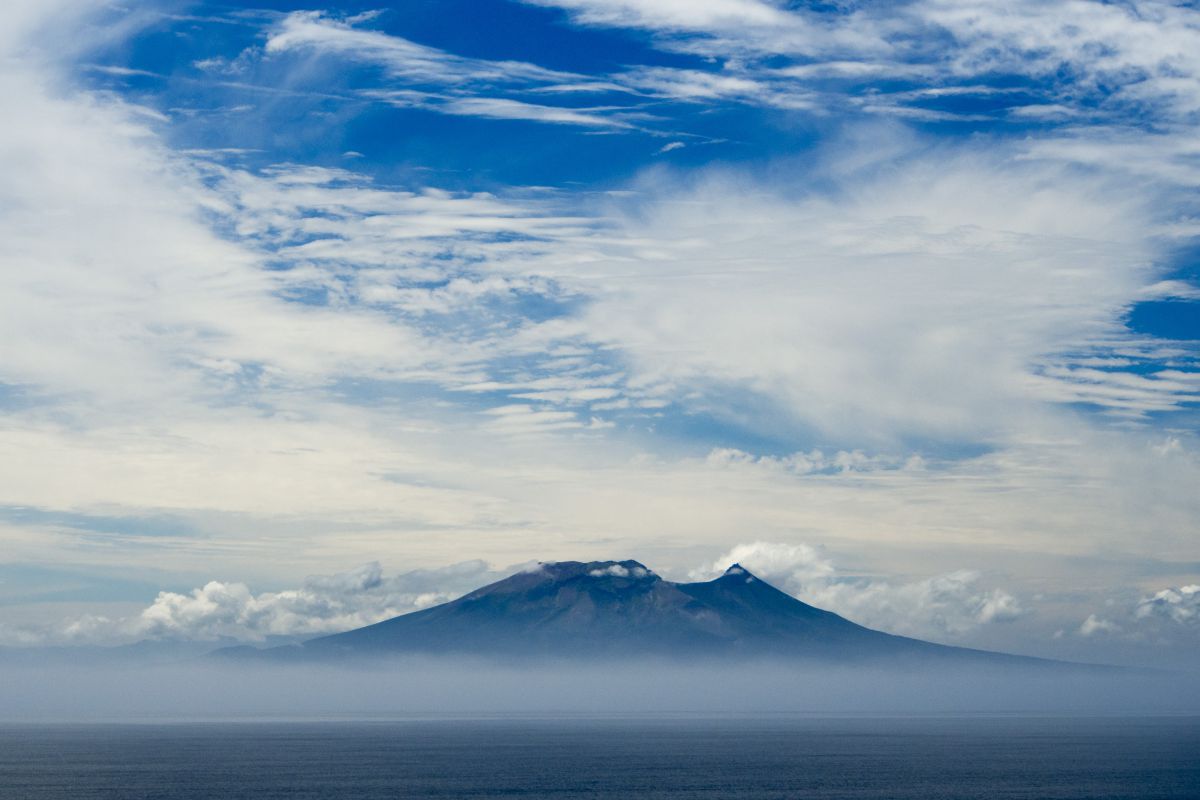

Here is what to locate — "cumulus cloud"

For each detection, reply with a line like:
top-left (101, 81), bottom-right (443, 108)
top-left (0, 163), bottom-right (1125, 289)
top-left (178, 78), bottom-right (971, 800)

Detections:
top-left (1071, 584), bottom-right (1199, 643)
top-left (48, 561), bottom-right (498, 645)
top-left (1079, 614), bottom-right (1120, 637)
top-left (135, 561), bottom-right (481, 641)
top-left (1136, 585), bottom-right (1200, 626)
top-left (695, 542), bottom-right (1024, 640)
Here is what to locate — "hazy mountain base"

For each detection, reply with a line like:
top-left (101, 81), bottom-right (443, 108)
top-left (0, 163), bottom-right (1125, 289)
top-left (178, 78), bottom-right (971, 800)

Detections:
top-left (0, 655), bottom-right (1193, 721)
top-left (220, 561), bottom-right (1080, 670)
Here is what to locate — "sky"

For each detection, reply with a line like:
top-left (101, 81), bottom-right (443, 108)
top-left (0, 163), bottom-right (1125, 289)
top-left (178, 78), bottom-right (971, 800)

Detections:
top-left (0, 0), bottom-right (1198, 668)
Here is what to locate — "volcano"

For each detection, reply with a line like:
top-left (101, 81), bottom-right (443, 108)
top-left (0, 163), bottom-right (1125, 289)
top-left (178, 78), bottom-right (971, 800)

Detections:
top-left (236, 560), bottom-right (1059, 667)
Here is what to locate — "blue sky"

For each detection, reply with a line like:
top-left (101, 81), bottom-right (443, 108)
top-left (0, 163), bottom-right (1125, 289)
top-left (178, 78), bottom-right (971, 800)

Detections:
top-left (1, 0), bottom-right (1198, 665)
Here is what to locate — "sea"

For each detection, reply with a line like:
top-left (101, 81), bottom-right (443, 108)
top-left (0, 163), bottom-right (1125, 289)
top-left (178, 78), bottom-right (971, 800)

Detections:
top-left (1, 715), bottom-right (1197, 799)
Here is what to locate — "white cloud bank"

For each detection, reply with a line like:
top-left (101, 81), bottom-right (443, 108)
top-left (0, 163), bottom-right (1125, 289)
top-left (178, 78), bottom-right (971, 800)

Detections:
top-left (134, 560), bottom-right (492, 641)
top-left (1076, 584), bottom-right (1200, 640)
top-left (694, 541), bottom-right (1024, 640)
top-left (1138, 584), bottom-right (1200, 626)
top-left (36, 561), bottom-right (498, 645)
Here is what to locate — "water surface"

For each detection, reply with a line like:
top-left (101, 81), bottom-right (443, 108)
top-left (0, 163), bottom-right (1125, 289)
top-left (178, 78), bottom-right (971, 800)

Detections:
top-left (1, 716), bottom-right (1196, 799)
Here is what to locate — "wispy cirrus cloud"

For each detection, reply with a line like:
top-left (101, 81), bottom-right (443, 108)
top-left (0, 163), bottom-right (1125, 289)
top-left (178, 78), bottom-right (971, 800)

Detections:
top-left (264, 10), bottom-right (583, 86)
top-left (262, 11), bottom-right (650, 129)
top-left (364, 91), bottom-right (644, 129)
top-left (239, 2), bottom-right (1200, 136)
top-left (526, 0), bottom-right (1200, 125)
top-left (522, 0), bottom-right (884, 59)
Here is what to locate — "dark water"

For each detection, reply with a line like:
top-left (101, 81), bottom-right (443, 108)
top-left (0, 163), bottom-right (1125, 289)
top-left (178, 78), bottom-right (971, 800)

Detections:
top-left (1, 716), bottom-right (1197, 799)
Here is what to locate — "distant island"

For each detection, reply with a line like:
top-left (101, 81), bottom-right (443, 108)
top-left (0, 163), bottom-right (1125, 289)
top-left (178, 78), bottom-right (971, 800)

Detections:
top-left (220, 560), bottom-right (1088, 669)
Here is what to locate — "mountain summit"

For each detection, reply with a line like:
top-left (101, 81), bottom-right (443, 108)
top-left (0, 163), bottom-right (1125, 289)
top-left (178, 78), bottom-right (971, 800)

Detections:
top-left (254, 559), bottom-right (1053, 666)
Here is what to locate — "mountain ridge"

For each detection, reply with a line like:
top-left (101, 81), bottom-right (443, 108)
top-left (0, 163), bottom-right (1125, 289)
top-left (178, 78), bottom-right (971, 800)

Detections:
top-left (218, 559), bottom-right (1080, 669)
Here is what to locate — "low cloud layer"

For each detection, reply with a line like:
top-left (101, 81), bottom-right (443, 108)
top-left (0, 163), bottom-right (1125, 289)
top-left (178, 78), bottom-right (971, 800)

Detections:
top-left (694, 542), bottom-right (1025, 640)
top-left (1076, 584), bottom-right (1200, 640)
top-left (135, 560), bottom-right (496, 641)
top-left (11, 549), bottom-right (1027, 647)
top-left (4, 546), bottom-right (1196, 669)
top-left (1138, 584), bottom-right (1200, 625)
top-left (28, 561), bottom-right (499, 646)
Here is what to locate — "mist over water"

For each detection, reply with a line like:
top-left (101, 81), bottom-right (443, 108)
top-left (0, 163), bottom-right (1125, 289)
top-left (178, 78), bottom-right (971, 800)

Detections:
top-left (2, 656), bottom-right (1197, 721)
top-left (4, 655), bottom-right (1198, 799)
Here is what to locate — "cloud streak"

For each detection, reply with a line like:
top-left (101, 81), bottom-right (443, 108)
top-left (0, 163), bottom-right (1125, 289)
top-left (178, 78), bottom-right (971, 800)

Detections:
top-left (526, 0), bottom-right (1200, 126)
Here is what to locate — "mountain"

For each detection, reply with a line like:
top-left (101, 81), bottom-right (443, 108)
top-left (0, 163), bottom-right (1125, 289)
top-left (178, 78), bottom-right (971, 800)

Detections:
top-left (229, 560), bottom-right (1065, 667)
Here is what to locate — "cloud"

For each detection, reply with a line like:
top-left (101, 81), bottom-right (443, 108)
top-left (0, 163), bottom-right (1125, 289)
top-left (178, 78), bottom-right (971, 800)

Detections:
top-left (29, 546), bottom-right (1025, 645)
top-left (49, 561), bottom-right (498, 644)
top-left (262, 12), bottom-right (642, 129)
top-left (2, 47), bottom-right (1196, 633)
top-left (265, 11), bottom-right (581, 87)
top-left (526, 0), bottom-right (793, 31)
top-left (704, 447), bottom-right (916, 475)
top-left (694, 542), bottom-right (1024, 640)
top-left (86, 64), bottom-right (160, 78)
top-left (1071, 584), bottom-right (1199, 643)
top-left (1079, 614), bottom-right (1120, 637)
top-left (210, 3), bottom-right (1200, 140)
top-left (617, 66), bottom-right (815, 109)
top-left (522, 0), bottom-right (882, 62)
top-left (528, 0), bottom-right (1200, 126)
top-left (694, 542), bottom-right (833, 586)
top-left (922, 0), bottom-right (1200, 120)
top-left (135, 560), bottom-right (494, 641)
top-left (483, 404), bottom-right (591, 434)
top-left (1136, 585), bottom-right (1200, 626)
top-left (545, 149), bottom-right (1186, 443)
top-left (439, 97), bottom-right (638, 128)
top-left (588, 563), bottom-right (650, 578)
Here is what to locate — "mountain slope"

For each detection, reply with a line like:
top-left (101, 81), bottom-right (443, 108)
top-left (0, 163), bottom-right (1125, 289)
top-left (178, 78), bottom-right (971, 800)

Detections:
top-left (260, 560), bottom-right (1055, 666)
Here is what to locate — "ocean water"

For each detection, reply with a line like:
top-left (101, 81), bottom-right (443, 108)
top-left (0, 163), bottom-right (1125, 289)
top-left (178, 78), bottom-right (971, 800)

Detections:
top-left (1, 716), bottom-right (1197, 799)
